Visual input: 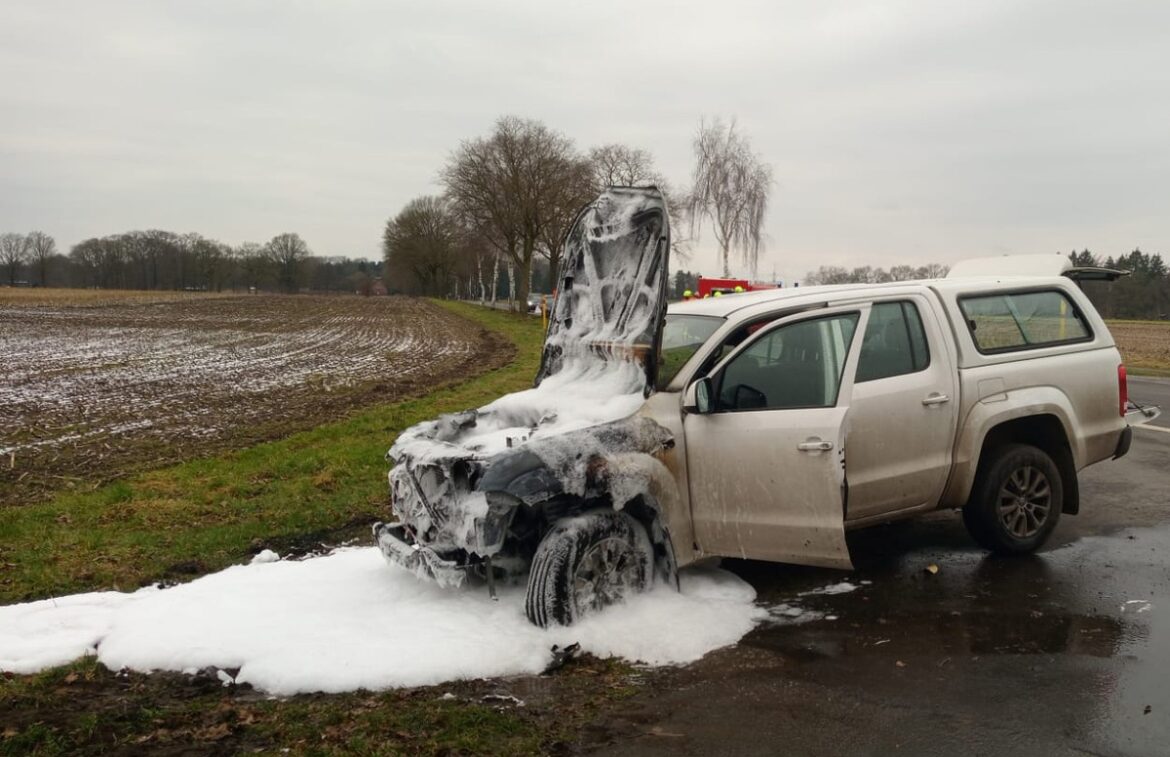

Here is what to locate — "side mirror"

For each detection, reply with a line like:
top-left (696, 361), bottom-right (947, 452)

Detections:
top-left (684, 377), bottom-right (714, 414)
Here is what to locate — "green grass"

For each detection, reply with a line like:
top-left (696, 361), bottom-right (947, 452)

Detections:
top-left (1105, 317), bottom-right (1170, 325)
top-left (1127, 367), bottom-right (1170, 378)
top-left (0, 301), bottom-right (544, 604)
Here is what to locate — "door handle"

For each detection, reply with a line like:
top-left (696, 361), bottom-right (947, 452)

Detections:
top-left (797, 439), bottom-right (833, 452)
top-left (922, 393), bottom-right (950, 406)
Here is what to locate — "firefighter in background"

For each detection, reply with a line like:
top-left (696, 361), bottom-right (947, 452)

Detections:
top-left (683, 289), bottom-right (693, 301)
top-left (734, 285), bottom-right (745, 294)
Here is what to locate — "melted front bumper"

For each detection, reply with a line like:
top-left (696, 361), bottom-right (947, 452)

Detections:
top-left (372, 521), bottom-right (468, 589)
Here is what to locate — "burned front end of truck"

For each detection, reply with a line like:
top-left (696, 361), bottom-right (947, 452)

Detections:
top-left (373, 187), bottom-right (677, 626)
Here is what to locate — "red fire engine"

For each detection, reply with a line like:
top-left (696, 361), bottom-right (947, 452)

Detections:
top-left (694, 277), bottom-right (781, 298)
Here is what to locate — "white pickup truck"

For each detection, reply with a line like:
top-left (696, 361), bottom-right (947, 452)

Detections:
top-left (661, 253), bottom-right (1155, 574)
top-left (376, 187), bottom-right (1158, 627)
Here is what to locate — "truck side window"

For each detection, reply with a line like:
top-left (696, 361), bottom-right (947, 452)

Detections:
top-left (856, 301), bottom-right (931, 382)
top-left (718, 313), bottom-right (859, 411)
top-left (959, 290), bottom-right (1091, 353)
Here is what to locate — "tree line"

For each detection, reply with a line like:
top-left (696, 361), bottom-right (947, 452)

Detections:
top-left (802, 263), bottom-right (952, 285)
top-left (802, 251), bottom-right (1169, 321)
top-left (2, 116), bottom-right (777, 303)
top-left (1070, 249), bottom-right (1169, 320)
top-left (383, 116), bottom-right (775, 306)
top-left (0, 230), bottom-right (383, 294)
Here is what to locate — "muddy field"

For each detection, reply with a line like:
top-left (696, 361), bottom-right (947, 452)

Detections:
top-left (0, 294), bottom-right (512, 505)
top-left (1108, 319), bottom-right (1170, 376)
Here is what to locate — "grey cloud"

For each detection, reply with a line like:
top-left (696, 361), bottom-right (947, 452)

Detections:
top-left (1, 0), bottom-right (1167, 279)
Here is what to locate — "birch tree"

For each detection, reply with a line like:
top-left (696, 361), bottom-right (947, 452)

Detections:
top-left (687, 118), bottom-right (772, 277)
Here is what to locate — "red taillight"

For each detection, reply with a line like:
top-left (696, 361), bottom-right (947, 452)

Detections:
top-left (1118, 364), bottom-right (1128, 417)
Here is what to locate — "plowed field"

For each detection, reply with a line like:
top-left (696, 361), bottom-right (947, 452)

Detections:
top-left (0, 294), bottom-right (512, 505)
top-left (1108, 320), bottom-right (1170, 376)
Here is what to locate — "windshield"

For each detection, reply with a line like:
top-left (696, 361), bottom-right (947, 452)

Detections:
top-left (657, 314), bottom-right (723, 390)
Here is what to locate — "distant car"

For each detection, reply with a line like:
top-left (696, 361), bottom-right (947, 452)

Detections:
top-left (374, 187), bottom-right (1158, 629)
top-left (526, 294), bottom-right (543, 314)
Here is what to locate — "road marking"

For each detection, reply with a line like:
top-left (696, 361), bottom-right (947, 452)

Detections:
top-left (1135, 424), bottom-right (1170, 434)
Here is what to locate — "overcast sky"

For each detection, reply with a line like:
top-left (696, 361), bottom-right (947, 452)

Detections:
top-left (2, 0), bottom-right (1168, 281)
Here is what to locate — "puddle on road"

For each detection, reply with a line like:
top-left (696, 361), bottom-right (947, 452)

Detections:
top-left (726, 523), bottom-right (1170, 751)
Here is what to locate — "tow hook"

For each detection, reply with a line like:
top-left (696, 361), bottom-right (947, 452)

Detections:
top-left (484, 554), bottom-right (498, 601)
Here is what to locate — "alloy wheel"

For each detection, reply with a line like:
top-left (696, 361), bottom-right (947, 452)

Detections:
top-left (572, 536), bottom-right (641, 617)
top-left (997, 465), bottom-right (1052, 539)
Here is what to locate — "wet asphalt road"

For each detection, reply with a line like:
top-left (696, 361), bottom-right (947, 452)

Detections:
top-left (593, 379), bottom-right (1170, 757)
top-left (1130, 377), bottom-right (1170, 430)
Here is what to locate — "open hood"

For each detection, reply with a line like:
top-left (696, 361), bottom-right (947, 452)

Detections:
top-left (537, 186), bottom-right (670, 390)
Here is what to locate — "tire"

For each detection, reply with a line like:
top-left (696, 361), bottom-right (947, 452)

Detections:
top-left (963, 443), bottom-right (1063, 555)
top-left (525, 509), bottom-right (653, 628)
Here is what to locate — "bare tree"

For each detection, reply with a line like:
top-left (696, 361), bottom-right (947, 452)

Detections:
top-left (535, 155), bottom-right (595, 291)
top-left (687, 118), bottom-right (772, 277)
top-left (587, 143), bottom-right (691, 262)
top-left (803, 265), bottom-right (853, 286)
top-left (0, 232), bottom-right (29, 285)
top-left (804, 262), bottom-right (950, 285)
top-left (916, 263), bottom-right (950, 279)
top-left (442, 116), bottom-right (591, 308)
top-left (266, 233), bottom-right (311, 293)
top-left (192, 237), bottom-right (231, 291)
top-left (887, 264), bottom-right (918, 281)
top-left (234, 242), bottom-right (269, 292)
top-left (850, 265), bottom-right (891, 284)
top-left (383, 196), bottom-right (467, 296)
top-left (25, 231), bottom-right (56, 286)
top-left (589, 144), bottom-right (660, 187)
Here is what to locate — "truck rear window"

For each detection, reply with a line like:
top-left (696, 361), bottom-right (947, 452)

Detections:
top-left (959, 290), bottom-right (1091, 353)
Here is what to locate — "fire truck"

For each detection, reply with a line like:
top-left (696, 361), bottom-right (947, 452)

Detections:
top-left (694, 277), bottom-right (782, 298)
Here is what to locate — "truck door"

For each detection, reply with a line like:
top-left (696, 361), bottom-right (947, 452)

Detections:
top-left (683, 307), bottom-right (868, 569)
top-left (844, 296), bottom-right (958, 521)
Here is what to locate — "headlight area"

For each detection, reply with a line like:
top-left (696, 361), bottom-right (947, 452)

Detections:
top-left (475, 491), bottom-right (522, 555)
top-left (474, 491), bottom-right (523, 599)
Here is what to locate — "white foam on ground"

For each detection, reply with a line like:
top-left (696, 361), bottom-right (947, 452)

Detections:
top-left (0, 548), bottom-right (767, 695)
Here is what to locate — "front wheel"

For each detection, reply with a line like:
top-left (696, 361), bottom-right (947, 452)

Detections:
top-left (963, 443), bottom-right (1063, 554)
top-left (525, 509), bottom-right (653, 628)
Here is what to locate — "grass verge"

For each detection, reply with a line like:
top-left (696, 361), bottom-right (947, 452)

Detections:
top-left (0, 654), bottom-right (637, 755)
top-left (0, 301), bottom-right (543, 603)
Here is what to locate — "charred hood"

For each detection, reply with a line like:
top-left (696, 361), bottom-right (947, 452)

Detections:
top-left (537, 186), bottom-right (671, 390)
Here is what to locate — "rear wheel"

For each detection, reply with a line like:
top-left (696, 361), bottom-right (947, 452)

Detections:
top-left (963, 443), bottom-right (1063, 554)
top-left (525, 509), bottom-right (653, 628)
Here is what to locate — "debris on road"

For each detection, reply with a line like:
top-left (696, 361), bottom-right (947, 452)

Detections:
top-left (799, 581), bottom-right (863, 597)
